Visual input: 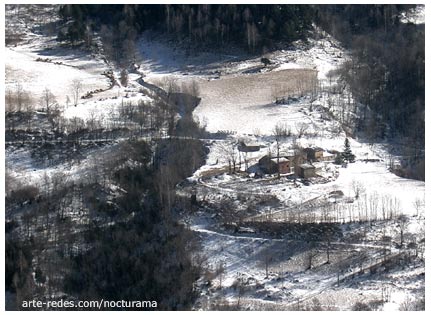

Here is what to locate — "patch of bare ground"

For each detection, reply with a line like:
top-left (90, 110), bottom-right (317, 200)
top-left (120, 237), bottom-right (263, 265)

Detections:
top-left (198, 69), bottom-right (317, 106)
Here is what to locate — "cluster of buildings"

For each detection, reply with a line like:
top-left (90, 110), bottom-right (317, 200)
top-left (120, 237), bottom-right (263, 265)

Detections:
top-left (238, 140), bottom-right (336, 179)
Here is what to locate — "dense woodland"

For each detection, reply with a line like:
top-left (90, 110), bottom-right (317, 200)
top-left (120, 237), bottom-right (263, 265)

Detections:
top-left (63, 139), bottom-right (207, 310)
top-left (59, 4), bottom-right (314, 53)
top-left (6, 138), bottom-right (208, 310)
top-left (316, 5), bottom-right (424, 179)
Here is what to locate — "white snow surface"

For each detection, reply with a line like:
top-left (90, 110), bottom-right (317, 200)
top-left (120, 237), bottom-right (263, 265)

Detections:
top-left (5, 45), bottom-right (110, 108)
top-left (400, 5), bottom-right (425, 24)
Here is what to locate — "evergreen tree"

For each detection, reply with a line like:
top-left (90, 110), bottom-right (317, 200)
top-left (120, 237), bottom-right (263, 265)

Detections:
top-left (334, 153), bottom-right (344, 165)
top-left (341, 138), bottom-right (355, 163)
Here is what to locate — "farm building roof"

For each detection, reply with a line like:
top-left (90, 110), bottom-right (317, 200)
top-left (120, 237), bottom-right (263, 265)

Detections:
top-left (240, 140), bottom-right (261, 147)
top-left (272, 157), bottom-right (290, 163)
top-left (299, 164), bottom-right (315, 170)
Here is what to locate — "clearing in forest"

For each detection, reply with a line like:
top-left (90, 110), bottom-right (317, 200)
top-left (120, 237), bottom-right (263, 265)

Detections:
top-left (193, 69), bottom-right (317, 135)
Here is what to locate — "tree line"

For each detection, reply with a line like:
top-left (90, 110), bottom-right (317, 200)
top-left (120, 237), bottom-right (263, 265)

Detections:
top-left (58, 4), bottom-right (314, 56)
top-left (5, 77), bottom-right (206, 143)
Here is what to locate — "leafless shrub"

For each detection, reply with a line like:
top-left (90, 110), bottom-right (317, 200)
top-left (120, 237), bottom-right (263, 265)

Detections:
top-left (352, 302), bottom-right (371, 311)
top-left (215, 261), bottom-right (225, 289)
top-left (273, 121), bottom-right (291, 138)
top-left (295, 122), bottom-right (309, 138)
top-left (399, 296), bottom-right (425, 311)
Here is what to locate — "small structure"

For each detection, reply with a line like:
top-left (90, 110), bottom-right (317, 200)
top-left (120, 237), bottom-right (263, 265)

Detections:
top-left (259, 156), bottom-right (277, 174)
top-left (277, 157), bottom-right (291, 174)
top-left (298, 164), bottom-right (316, 179)
top-left (320, 151), bottom-right (336, 162)
top-left (238, 140), bottom-right (261, 152)
top-left (281, 149), bottom-right (306, 161)
top-left (258, 155), bottom-right (291, 174)
top-left (304, 147), bottom-right (324, 161)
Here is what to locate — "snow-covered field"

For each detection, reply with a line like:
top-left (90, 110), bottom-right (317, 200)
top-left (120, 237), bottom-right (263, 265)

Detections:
top-left (5, 38), bottom-right (158, 124)
top-left (5, 6), bottom-right (153, 125)
top-left (193, 71), bottom-right (317, 135)
top-left (138, 30), bottom-right (347, 136)
top-left (5, 46), bottom-right (109, 107)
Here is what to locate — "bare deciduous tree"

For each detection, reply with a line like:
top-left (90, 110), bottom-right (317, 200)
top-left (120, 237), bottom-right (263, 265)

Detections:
top-left (396, 214), bottom-right (409, 247)
top-left (218, 141), bottom-right (238, 174)
top-left (162, 77), bottom-right (180, 103)
top-left (70, 79), bottom-right (83, 106)
top-left (413, 198), bottom-right (424, 217)
top-left (295, 122), bottom-right (309, 138)
top-left (304, 242), bottom-right (318, 270)
top-left (120, 69), bottom-right (128, 87)
top-left (235, 275), bottom-right (247, 309)
top-left (5, 88), bottom-right (15, 112)
top-left (273, 121), bottom-right (290, 138)
top-left (40, 87), bottom-right (58, 114)
top-left (15, 82), bottom-right (25, 112)
top-left (261, 248), bottom-right (273, 278)
top-left (215, 261), bottom-right (225, 289)
top-left (351, 180), bottom-right (365, 199)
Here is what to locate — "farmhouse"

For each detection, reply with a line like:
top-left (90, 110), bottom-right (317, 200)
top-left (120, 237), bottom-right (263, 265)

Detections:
top-left (298, 163), bottom-right (316, 178)
top-left (304, 147), bottom-right (324, 161)
top-left (258, 155), bottom-right (291, 174)
top-left (238, 140), bottom-right (261, 152)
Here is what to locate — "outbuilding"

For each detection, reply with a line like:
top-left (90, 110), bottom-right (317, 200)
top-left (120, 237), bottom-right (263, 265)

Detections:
top-left (298, 164), bottom-right (316, 178)
top-left (304, 147), bottom-right (324, 161)
top-left (258, 155), bottom-right (291, 174)
top-left (277, 157), bottom-right (291, 174)
top-left (258, 156), bottom-right (277, 174)
top-left (238, 140), bottom-right (261, 152)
